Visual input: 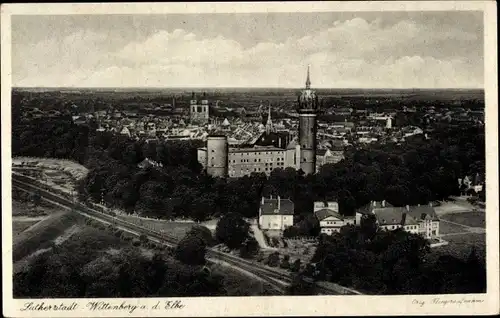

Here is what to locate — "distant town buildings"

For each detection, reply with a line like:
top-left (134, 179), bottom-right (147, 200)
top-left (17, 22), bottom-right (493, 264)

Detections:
top-left (190, 92), bottom-right (210, 124)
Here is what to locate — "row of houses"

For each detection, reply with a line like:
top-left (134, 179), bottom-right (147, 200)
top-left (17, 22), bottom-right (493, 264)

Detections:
top-left (258, 198), bottom-right (440, 240)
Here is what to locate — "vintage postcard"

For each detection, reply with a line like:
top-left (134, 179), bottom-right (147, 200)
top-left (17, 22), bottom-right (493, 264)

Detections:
top-left (1, 1), bottom-right (499, 317)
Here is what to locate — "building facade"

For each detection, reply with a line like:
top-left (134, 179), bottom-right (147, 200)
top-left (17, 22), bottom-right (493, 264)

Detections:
top-left (258, 196), bottom-right (294, 231)
top-left (355, 201), bottom-right (440, 239)
top-left (204, 135), bottom-right (228, 177)
top-left (314, 201), bottom-right (355, 235)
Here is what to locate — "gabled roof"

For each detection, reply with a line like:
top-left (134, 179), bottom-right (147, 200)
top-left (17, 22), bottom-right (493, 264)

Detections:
top-left (406, 205), bottom-right (439, 221)
top-left (260, 198), bottom-right (294, 215)
top-left (373, 207), bottom-right (419, 226)
top-left (314, 208), bottom-right (342, 221)
top-left (357, 201), bottom-right (393, 215)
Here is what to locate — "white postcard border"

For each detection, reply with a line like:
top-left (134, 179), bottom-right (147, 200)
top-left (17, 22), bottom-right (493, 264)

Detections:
top-left (1, 1), bottom-right (498, 317)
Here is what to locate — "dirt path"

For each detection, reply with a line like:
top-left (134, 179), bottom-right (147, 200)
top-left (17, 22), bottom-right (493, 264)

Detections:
top-left (54, 225), bottom-right (81, 245)
top-left (12, 216), bottom-right (47, 222)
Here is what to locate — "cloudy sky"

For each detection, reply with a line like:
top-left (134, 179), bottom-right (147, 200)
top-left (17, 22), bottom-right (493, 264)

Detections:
top-left (11, 11), bottom-right (483, 88)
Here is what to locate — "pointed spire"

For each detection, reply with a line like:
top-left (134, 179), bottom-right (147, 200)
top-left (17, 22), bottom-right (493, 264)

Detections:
top-left (305, 65), bottom-right (311, 89)
top-left (266, 103), bottom-right (273, 134)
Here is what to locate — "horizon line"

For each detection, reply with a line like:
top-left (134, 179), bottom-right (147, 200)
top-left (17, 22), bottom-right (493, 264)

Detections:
top-left (12, 86), bottom-right (485, 90)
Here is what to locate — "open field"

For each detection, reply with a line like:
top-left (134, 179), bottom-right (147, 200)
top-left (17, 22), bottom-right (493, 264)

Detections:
top-left (118, 215), bottom-right (195, 239)
top-left (439, 220), bottom-right (468, 235)
top-left (433, 233), bottom-right (486, 261)
top-left (12, 210), bottom-right (82, 261)
top-left (12, 221), bottom-right (40, 236)
top-left (211, 263), bottom-right (278, 296)
top-left (440, 212), bottom-right (485, 228)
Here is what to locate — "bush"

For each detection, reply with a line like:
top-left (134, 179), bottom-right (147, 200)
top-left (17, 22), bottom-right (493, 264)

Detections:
top-left (139, 234), bottom-right (148, 242)
top-left (256, 252), bottom-right (265, 262)
top-left (132, 239), bottom-right (141, 247)
top-left (290, 259), bottom-right (301, 272)
top-left (267, 252), bottom-right (280, 267)
top-left (280, 259), bottom-right (290, 269)
top-left (304, 247), bottom-right (310, 255)
top-left (114, 230), bottom-right (123, 237)
top-left (175, 235), bottom-right (206, 265)
top-left (270, 237), bottom-right (281, 247)
top-left (187, 225), bottom-right (214, 247)
top-left (239, 237), bottom-right (260, 259)
top-left (215, 212), bottom-right (250, 250)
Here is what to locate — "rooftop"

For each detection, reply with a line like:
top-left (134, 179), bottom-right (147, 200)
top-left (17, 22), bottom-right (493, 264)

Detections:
top-left (314, 208), bottom-right (343, 221)
top-left (373, 207), bottom-right (419, 226)
top-left (260, 197), bottom-right (294, 215)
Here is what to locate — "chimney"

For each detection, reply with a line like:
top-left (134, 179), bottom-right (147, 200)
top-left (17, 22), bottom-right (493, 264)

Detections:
top-left (429, 202), bottom-right (433, 207)
top-left (372, 201), bottom-right (376, 208)
top-left (382, 200), bottom-right (386, 207)
top-left (401, 212), bottom-right (407, 226)
top-left (406, 205), bottom-right (410, 212)
top-left (261, 197), bottom-right (265, 204)
top-left (278, 195), bottom-right (281, 210)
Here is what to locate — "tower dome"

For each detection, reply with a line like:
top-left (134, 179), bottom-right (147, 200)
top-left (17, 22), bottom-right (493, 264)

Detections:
top-left (298, 66), bottom-right (319, 110)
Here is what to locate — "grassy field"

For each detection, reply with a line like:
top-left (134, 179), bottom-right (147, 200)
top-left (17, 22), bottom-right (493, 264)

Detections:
top-left (211, 263), bottom-right (279, 296)
top-left (12, 221), bottom-right (40, 236)
top-left (439, 220), bottom-right (468, 234)
top-left (118, 215), bottom-right (195, 239)
top-left (434, 233), bottom-right (486, 261)
top-left (440, 212), bottom-right (485, 228)
top-left (12, 211), bottom-right (82, 262)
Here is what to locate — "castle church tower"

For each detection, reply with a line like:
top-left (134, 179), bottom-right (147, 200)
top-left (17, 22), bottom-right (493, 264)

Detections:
top-left (297, 66), bottom-right (319, 175)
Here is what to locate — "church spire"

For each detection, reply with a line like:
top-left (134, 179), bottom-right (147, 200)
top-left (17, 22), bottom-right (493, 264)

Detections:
top-left (266, 103), bottom-right (273, 134)
top-left (305, 65), bottom-right (311, 89)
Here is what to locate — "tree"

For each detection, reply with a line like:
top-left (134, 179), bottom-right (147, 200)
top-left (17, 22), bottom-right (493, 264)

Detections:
top-left (215, 212), bottom-right (250, 249)
top-left (290, 259), bottom-right (302, 272)
top-left (239, 237), bottom-right (260, 259)
top-left (267, 252), bottom-right (280, 267)
top-left (29, 191), bottom-right (42, 207)
top-left (175, 234), bottom-right (206, 266)
top-left (187, 225), bottom-right (214, 247)
top-left (360, 214), bottom-right (378, 241)
top-left (288, 274), bottom-right (315, 295)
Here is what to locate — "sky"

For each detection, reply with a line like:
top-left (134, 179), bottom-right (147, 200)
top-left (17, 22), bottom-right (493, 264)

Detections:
top-left (11, 11), bottom-right (484, 89)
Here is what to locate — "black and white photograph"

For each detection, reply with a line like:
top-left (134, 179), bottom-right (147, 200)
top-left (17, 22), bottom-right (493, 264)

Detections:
top-left (2, 2), bottom-right (498, 317)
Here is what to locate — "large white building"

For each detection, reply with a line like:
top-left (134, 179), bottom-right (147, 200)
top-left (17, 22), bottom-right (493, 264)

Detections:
top-left (258, 196), bottom-right (294, 231)
top-left (356, 201), bottom-right (440, 239)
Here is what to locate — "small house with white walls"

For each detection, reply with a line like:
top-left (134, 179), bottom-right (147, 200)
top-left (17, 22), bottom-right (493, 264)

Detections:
top-left (258, 196), bottom-right (294, 231)
top-left (314, 201), bottom-right (355, 235)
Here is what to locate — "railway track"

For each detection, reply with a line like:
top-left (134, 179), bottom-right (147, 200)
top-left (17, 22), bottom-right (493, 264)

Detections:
top-left (13, 171), bottom-right (360, 295)
top-left (12, 174), bottom-right (293, 294)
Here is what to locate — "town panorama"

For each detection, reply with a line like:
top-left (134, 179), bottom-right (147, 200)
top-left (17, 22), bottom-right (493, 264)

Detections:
top-left (10, 11), bottom-right (486, 298)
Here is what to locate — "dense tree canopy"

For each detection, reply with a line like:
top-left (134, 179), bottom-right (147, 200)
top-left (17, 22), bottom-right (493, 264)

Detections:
top-left (307, 226), bottom-right (486, 294)
top-left (13, 109), bottom-right (485, 227)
